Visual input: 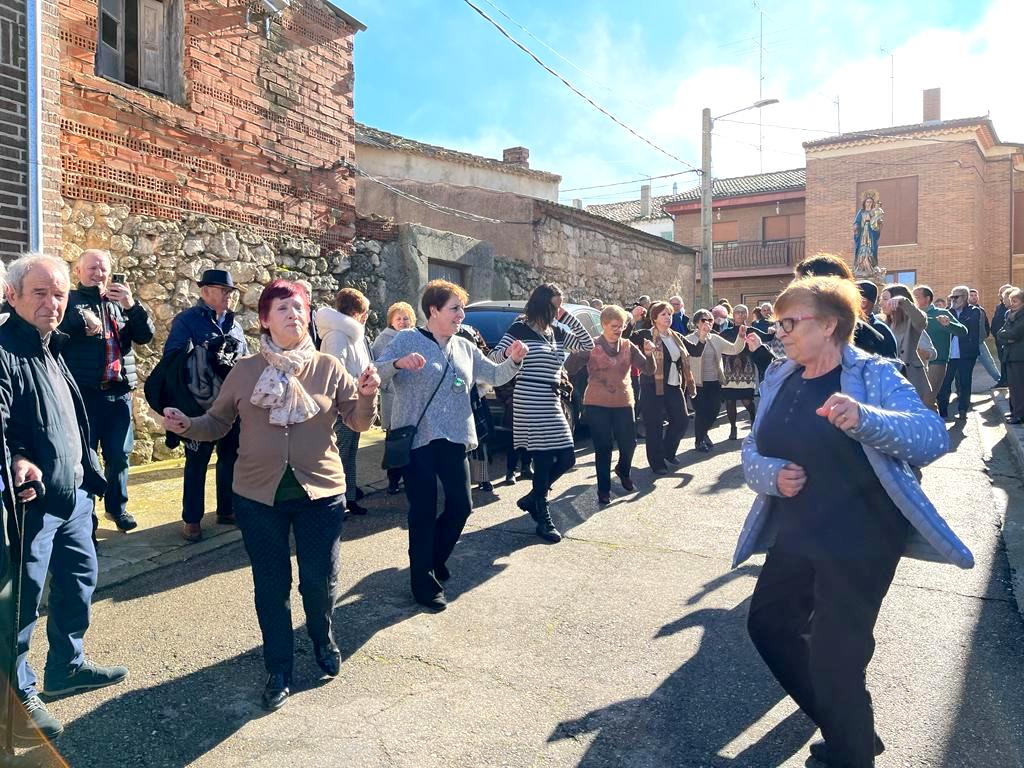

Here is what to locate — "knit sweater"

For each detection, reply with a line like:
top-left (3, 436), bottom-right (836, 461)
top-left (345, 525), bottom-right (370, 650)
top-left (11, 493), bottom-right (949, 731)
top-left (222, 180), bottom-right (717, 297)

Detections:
top-left (568, 336), bottom-right (655, 408)
top-left (182, 352), bottom-right (376, 506)
top-left (375, 327), bottom-right (521, 451)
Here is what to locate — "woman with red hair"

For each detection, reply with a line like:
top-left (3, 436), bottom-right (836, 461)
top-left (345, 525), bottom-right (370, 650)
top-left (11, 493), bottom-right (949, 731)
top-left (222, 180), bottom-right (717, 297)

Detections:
top-left (163, 279), bottom-right (380, 712)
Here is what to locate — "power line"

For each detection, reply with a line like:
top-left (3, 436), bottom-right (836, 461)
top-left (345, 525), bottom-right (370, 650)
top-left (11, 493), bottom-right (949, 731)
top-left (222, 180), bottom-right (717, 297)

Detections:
top-left (560, 169), bottom-right (698, 193)
top-left (460, 0), bottom-right (699, 171)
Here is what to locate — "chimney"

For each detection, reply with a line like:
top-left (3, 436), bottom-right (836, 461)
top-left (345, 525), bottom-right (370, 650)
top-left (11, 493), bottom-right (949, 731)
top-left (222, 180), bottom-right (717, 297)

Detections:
top-left (923, 88), bottom-right (941, 122)
top-left (502, 146), bottom-right (530, 168)
top-left (640, 184), bottom-right (651, 217)
top-left (572, 198), bottom-right (582, 209)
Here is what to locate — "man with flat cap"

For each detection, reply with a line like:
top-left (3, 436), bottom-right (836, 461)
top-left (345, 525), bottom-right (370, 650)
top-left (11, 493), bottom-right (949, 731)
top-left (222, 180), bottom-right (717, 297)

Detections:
top-left (163, 270), bottom-right (248, 542)
top-left (856, 280), bottom-right (899, 362)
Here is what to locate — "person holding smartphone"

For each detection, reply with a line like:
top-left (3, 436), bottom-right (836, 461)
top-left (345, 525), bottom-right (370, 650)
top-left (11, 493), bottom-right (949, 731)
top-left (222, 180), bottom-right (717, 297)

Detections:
top-left (59, 249), bottom-right (154, 532)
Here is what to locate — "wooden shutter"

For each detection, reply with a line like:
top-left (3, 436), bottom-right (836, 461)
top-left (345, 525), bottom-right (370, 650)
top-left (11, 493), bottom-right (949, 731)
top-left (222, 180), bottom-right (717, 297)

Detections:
top-left (712, 221), bottom-right (738, 243)
top-left (790, 213), bottom-right (805, 237)
top-left (856, 176), bottom-right (918, 247)
top-left (1014, 191), bottom-right (1024, 254)
top-left (96, 0), bottom-right (125, 81)
top-left (762, 215), bottom-right (790, 241)
top-left (139, 0), bottom-right (166, 94)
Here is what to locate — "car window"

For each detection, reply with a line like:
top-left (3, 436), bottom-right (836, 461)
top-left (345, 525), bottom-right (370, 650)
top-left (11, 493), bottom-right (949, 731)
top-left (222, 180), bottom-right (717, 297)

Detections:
top-left (463, 310), bottom-right (520, 348)
top-left (572, 308), bottom-right (601, 338)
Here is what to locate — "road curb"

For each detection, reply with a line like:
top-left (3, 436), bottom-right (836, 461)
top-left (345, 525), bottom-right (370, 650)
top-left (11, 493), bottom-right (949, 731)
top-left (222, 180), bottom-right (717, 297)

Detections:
top-left (989, 390), bottom-right (1024, 619)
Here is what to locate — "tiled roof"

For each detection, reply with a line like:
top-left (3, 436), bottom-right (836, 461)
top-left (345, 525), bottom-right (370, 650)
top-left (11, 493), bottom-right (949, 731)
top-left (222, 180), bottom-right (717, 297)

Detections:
top-left (355, 123), bottom-right (561, 182)
top-left (803, 116), bottom-right (997, 149)
top-left (323, 1), bottom-right (366, 30)
top-left (586, 168), bottom-right (806, 222)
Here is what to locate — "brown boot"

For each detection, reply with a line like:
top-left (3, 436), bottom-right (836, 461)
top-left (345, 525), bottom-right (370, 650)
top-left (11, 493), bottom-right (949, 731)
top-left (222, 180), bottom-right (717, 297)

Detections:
top-left (181, 523), bottom-right (202, 543)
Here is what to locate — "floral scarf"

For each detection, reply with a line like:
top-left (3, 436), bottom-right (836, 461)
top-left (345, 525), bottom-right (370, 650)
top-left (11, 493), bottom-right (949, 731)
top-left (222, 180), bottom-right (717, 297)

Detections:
top-left (250, 333), bottom-right (320, 426)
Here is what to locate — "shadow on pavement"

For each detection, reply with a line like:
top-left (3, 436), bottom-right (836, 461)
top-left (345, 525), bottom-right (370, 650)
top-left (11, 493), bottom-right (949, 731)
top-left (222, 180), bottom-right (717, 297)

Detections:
top-left (548, 565), bottom-right (817, 767)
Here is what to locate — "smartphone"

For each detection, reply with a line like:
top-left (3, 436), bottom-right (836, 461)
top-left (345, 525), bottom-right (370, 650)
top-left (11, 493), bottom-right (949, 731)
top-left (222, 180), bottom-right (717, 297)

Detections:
top-left (111, 273), bottom-right (126, 284)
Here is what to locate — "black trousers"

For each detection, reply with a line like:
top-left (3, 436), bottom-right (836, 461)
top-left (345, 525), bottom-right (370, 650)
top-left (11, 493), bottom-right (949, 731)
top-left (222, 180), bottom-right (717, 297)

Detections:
top-left (403, 439), bottom-right (472, 601)
top-left (639, 384), bottom-right (688, 471)
top-left (80, 387), bottom-right (134, 519)
top-left (530, 447), bottom-right (575, 503)
top-left (936, 357), bottom-right (976, 417)
top-left (233, 492), bottom-right (345, 677)
top-left (725, 398), bottom-right (757, 429)
top-left (182, 421), bottom-right (239, 523)
top-left (747, 548), bottom-right (901, 768)
top-left (1008, 360), bottom-right (1024, 420)
top-left (587, 405), bottom-right (636, 495)
top-left (693, 382), bottom-right (723, 445)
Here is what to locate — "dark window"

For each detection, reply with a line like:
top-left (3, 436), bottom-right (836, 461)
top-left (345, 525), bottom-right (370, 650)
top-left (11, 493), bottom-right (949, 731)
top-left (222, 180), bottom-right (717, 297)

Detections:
top-left (96, 0), bottom-right (178, 98)
top-left (462, 309), bottom-right (519, 348)
top-left (427, 259), bottom-right (465, 287)
top-left (1014, 191), bottom-right (1024, 255)
top-left (856, 177), bottom-right (918, 247)
top-left (0, 18), bottom-right (20, 66)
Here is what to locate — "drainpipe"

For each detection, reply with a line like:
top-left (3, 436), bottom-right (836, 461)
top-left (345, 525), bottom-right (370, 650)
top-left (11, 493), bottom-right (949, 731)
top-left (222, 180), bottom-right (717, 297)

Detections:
top-left (27, 0), bottom-right (44, 252)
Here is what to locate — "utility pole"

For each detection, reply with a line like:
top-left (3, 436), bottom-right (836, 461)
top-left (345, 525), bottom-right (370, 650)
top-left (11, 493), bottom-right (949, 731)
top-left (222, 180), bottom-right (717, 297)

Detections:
top-left (700, 107), bottom-right (713, 309)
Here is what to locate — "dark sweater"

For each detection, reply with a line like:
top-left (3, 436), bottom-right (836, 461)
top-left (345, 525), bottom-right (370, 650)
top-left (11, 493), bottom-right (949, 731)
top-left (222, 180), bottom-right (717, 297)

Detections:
top-left (757, 364), bottom-right (909, 560)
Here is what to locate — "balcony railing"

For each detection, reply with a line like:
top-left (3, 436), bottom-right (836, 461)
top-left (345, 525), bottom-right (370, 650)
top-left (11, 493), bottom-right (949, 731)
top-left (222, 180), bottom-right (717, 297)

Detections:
top-left (695, 237), bottom-right (805, 271)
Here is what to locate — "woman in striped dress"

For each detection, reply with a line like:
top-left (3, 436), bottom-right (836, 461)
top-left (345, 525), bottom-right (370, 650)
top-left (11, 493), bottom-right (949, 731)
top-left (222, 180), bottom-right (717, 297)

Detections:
top-left (490, 284), bottom-right (594, 542)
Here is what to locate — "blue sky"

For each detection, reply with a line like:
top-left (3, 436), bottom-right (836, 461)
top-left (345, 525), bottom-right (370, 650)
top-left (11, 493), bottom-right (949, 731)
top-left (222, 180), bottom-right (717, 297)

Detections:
top-left (339, 0), bottom-right (1017, 204)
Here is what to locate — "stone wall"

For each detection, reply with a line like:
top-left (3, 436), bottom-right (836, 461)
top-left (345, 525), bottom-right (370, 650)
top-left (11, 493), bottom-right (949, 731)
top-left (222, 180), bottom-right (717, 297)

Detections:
top-left (61, 197), bottom-right (345, 464)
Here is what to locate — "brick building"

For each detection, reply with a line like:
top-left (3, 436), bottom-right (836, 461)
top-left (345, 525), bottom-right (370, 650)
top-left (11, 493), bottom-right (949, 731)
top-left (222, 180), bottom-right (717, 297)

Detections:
top-left (589, 90), bottom-right (1024, 311)
top-left (56, 0), bottom-right (364, 256)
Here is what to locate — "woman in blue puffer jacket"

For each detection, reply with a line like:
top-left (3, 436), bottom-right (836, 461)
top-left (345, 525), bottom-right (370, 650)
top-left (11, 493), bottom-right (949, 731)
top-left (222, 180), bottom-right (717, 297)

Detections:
top-left (734, 276), bottom-right (972, 768)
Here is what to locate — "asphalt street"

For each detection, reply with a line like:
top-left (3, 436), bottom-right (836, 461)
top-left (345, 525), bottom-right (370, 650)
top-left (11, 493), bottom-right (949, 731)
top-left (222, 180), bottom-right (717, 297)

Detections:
top-left (13, 395), bottom-right (1024, 768)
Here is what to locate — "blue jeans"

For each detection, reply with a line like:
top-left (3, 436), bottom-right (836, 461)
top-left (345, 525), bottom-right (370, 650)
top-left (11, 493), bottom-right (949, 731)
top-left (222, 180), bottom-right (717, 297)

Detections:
top-left (81, 387), bottom-right (134, 518)
top-left (979, 342), bottom-right (1001, 382)
top-left (16, 489), bottom-right (98, 698)
top-left (937, 357), bottom-right (977, 416)
top-left (233, 492), bottom-right (345, 676)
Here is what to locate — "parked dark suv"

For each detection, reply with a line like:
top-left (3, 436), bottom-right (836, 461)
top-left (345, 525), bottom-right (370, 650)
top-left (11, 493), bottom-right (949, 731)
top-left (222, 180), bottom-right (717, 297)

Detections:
top-left (463, 300), bottom-right (601, 441)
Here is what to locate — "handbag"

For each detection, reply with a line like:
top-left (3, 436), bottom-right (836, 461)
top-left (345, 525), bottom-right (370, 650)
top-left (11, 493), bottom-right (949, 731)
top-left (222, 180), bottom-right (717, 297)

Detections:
top-left (382, 354), bottom-right (450, 470)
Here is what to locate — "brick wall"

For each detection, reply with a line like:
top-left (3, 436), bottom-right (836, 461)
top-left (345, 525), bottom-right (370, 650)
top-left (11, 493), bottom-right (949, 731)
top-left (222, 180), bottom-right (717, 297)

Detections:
top-left (805, 139), bottom-right (1014, 312)
top-left (41, 0), bottom-right (60, 253)
top-left (57, 0), bottom-right (359, 256)
top-left (0, 0), bottom-right (27, 258)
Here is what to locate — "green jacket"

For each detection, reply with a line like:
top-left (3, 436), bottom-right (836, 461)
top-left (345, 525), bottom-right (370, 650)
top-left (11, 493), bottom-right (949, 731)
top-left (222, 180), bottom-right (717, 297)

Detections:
top-left (926, 305), bottom-right (967, 364)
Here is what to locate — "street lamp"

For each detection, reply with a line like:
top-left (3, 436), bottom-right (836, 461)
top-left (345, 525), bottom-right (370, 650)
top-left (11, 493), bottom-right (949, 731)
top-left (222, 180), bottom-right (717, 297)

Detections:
top-left (699, 98), bottom-right (779, 309)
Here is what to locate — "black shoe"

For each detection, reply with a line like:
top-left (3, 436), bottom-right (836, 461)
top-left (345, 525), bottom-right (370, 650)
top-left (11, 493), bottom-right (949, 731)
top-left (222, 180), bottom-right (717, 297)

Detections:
top-left (696, 442), bottom-right (711, 453)
top-left (504, 472), bottom-right (517, 485)
top-left (665, 456), bottom-right (680, 466)
top-left (314, 644), bottom-right (341, 677)
top-left (615, 469), bottom-right (635, 492)
top-left (354, 486), bottom-right (365, 501)
top-left (728, 427), bottom-right (738, 441)
top-left (262, 673), bottom-right (290, 711)
top-left (652, 466), bottom-right (668, 475)
top-left (347, 500), bottom-right (368, 516)
top-left (215, 512), bottom-right (236, 525)
top-left (518, 469), bottom-right (533, 480)
top-left (477, 481), bottom-right (493, 492)
top-left (9, 695), bottom-right (63, 746)
top-left (598, 492), bottom-right (610, 505)
top-left (957, 411), bottom-right (968, 420)
top-left (534, 501), bottom-right (562, 543)
top-left (415, 592), bottom-right (448, 612)
top-left (808, 734), bottom-right (885, 764)
top-left (386, 481), bottom-right (402, 495)
top-left (704, 436), bottom-right (715, 448)
top-left (434, 562), bottom-right (451, 582)
top-left (1008, 417), bottom-right (1024, 425)
top-left (43, 660), bottom-right (128, 697)
top-left (516, 493), bottom-right (538, 520)
top-left (106, 511), bottom-right (138, 532)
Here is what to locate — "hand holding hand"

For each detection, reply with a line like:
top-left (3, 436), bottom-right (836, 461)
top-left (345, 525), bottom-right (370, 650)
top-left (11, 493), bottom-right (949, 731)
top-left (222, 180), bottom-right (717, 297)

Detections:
top-left (82, 309), bottom-right (102, 337)
top-left (162, 407), bottom-right (192, 434)
top-left (643, 339), bottom-right (656, 356)
top-left (745, 333), bottom-right (762, 352)
top-left (507, 339), bottom-right (528, 363)
top-left (358, 365), bottom-right (381, 396)
top-left (396, 353), bottom-right (426, 371)
top-left (776, 462), bottom-right (807, 497)
top-left (816, 392), bottom-right (861, 432)
top-left (12, 456), bottom-right (42, 502)
top-left (937, 315), bottom-right (950, 327)
top-left (632, 306), bottom-right (647, 321)
top-left (107, 282), bottom-right (133, 309)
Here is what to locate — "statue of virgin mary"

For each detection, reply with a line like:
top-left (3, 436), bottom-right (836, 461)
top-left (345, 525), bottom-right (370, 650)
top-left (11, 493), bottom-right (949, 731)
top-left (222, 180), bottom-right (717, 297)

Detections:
top-left (853, 190), bottom-right (884, 276)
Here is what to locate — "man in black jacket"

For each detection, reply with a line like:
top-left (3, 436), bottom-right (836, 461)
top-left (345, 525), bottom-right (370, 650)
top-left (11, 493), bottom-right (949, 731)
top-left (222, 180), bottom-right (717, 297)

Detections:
top-left (59, 249), bottom-right (154, 532)
top-left (0, 254), bottom-right (128, 745)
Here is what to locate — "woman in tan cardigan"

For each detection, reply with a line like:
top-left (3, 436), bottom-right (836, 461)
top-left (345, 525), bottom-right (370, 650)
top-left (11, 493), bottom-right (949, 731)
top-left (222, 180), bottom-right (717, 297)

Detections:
top-left (162, 279), bottom-right (379, 712)
top-left (684, 308), bottom-right (746, 452)
top-left (880, 283), bottom-right (932, 406)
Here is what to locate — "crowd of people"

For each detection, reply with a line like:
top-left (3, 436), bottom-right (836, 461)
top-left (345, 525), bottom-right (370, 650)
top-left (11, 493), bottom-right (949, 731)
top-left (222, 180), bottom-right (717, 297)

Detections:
top-left (1, 243), bottom-right (1015, 768)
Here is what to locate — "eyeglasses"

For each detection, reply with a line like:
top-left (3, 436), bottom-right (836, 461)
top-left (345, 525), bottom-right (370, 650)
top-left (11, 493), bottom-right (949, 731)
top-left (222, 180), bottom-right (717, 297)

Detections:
top-left (698, 318), bottom-right (713, 324)
top-left (773, 315), bottom-right (817, 333)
